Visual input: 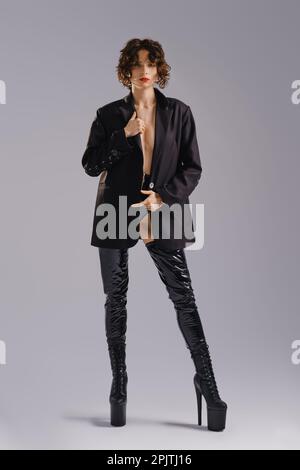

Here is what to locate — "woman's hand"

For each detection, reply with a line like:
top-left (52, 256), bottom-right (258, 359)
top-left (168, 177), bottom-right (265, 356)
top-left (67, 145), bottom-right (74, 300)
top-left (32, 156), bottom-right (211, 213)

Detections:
top-left (124, 110), bottom-right (145, 137)
top-left (130, 190), bottom-right (164, 244)
top-left (130, 189), bottom-right (164, 212)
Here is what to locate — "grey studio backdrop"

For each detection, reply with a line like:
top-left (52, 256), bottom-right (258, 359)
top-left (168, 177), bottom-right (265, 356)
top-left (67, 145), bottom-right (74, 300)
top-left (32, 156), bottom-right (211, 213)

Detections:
top-left (0, 0), bottom-right (299, 450)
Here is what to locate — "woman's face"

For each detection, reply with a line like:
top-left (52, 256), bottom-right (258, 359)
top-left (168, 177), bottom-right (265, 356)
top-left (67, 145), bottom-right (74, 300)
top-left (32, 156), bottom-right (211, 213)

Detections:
top-left (130, 49), bottom-right (159, 88)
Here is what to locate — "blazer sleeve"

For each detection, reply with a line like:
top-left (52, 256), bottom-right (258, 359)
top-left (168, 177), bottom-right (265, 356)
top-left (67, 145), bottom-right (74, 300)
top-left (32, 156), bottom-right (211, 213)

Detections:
top-left (154, 106), bottom-right (202, 205)
top-left (82, 107), bottom-right (134, 177)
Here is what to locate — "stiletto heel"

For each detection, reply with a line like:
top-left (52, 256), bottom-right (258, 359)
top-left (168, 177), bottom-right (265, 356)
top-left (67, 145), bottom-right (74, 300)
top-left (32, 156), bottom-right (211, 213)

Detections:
top-left (194, 372), bottom-right (227, 431)
top-left (193, 378), bottom-right (202, 425)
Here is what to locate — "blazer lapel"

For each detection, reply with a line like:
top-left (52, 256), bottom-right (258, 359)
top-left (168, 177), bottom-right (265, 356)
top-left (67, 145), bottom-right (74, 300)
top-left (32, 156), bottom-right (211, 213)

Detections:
top-left (119, 87), bottom-right (171, 178)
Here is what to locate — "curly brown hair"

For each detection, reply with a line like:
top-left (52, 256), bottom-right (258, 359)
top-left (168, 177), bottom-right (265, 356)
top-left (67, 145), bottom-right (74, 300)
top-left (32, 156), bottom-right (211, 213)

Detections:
top-left (116, 38), bottom-right (171, 89)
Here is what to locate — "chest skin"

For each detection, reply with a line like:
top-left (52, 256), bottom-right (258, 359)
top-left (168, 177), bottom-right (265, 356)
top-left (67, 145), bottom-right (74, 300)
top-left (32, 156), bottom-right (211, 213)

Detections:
top-left (133, 102), bottom-right (158, 242)
top-left (134, 102), bottom-right (157, 175)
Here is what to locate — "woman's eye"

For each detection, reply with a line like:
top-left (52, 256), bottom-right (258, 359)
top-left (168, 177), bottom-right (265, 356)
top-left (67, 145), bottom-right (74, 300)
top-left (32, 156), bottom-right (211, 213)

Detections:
top-left (132, 62), bottom-right (156, 67)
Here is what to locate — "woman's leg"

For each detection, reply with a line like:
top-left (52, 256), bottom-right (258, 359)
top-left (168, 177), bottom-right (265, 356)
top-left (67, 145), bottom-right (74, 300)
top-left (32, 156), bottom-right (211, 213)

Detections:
top-left (98, 247), bottom-right (129, 345)
top-left (144, 242), bottom-right (206, 354)
top-left (145, 242), bottom-right (227, 431)
top-left (98, 247), bottom-right (129, 426)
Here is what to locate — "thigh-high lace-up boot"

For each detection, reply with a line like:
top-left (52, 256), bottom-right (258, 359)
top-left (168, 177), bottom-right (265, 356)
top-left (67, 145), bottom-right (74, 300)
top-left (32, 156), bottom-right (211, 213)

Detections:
top-left (145, 242), bottom-right (227, 431)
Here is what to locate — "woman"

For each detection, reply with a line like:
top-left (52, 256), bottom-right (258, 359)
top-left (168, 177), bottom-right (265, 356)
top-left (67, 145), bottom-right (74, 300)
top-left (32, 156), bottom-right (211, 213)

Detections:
top-left (82, 38), bottom-right (227, 431)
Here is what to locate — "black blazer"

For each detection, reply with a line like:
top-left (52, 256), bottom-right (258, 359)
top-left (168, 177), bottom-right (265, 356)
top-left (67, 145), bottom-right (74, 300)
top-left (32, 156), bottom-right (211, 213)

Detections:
top-left (82, 87), bottom-right (202, 250)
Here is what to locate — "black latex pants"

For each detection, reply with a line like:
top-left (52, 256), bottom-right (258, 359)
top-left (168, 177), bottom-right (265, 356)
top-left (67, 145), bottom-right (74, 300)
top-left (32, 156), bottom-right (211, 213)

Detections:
top-left (98, 242), bottom-right (206, 361)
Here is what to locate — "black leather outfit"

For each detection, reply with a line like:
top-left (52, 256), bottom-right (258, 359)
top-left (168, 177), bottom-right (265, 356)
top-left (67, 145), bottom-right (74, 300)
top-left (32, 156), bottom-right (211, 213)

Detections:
top-left (98, 174), bottom-right (227, 430)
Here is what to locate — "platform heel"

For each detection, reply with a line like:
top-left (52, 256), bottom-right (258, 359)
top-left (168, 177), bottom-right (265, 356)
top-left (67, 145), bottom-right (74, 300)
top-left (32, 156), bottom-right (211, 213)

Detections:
top-left (108, 341), bottom-right (128, 427)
